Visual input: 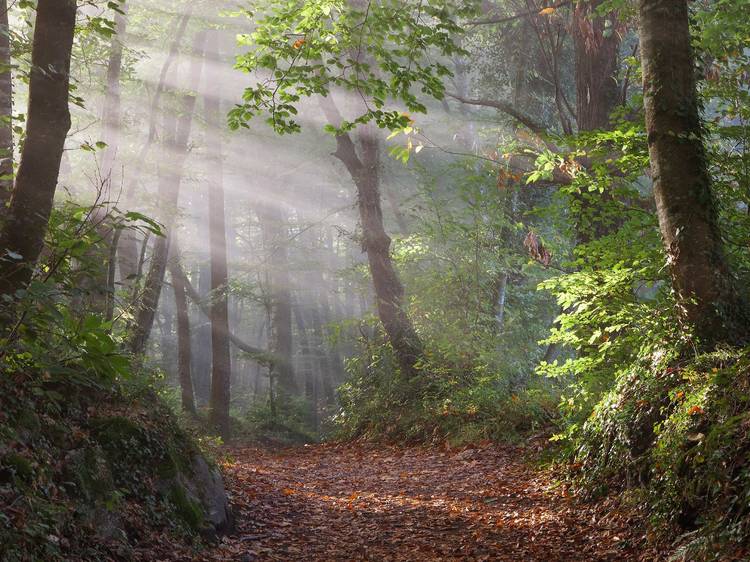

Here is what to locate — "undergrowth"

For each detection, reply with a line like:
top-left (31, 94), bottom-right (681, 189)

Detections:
top-left (0, 367), bottom-right (217, 561)
top-left (564, 346), bottom-right (750, 560)
top-left (334, 329), bottom-right (558, 445)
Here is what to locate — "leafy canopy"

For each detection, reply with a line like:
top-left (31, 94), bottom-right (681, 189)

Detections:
top-left (229, 0), bottom-right (475, 134)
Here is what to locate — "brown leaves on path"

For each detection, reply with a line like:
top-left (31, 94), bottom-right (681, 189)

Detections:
top-left (183, 442), bottom-right (660, 561)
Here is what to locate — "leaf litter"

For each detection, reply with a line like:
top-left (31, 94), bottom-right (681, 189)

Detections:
top-left (156, 442), bottom-right (663, 561)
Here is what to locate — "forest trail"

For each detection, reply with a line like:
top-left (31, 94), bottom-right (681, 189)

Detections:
top-left (186, 442), bottom-right (652, 562)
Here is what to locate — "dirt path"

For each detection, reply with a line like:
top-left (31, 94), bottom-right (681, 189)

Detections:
top-left (183, 442), bottom-right (654, 562)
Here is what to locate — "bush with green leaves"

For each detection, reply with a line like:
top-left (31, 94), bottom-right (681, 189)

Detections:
top-left (335, 322), bottom-right (557, 444)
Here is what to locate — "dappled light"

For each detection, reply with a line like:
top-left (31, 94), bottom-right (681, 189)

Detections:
top-left (1, 0), bottom-right (749, 560)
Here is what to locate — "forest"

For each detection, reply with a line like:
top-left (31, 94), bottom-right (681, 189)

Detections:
top-left (0, 0), bottom-right (749, 560)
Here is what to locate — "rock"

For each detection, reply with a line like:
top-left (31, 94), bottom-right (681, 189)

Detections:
top-left (186, 455), bottom-right (233, 534)
top-left (161, 454), bottom-right (234, 539)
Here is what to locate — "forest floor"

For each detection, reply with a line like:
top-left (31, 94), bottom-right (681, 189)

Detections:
top-left (150, 441), bottom-right (662, 561)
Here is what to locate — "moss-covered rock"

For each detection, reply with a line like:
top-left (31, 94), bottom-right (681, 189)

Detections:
top-left (0, 373), bottom-right (233, 561)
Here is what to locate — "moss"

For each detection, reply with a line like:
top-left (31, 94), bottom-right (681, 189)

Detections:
top-left (1, 452), bottom-right (34, 484)
top-left (65, 447), bottom-right (113, 500)
top-left (91, 416), bottom-right (144, 448)
top-left (16, 410), bottom-right (41, 434)
top-left (157, 449), bottom-right (180, 480)
top-left (168, 483), bottom-right (205, 531)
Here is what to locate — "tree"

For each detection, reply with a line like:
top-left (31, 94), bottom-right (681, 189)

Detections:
top-left (100, 4), bottom-right (129, 182)
top-left (0, 0), bottom-right (13, 215)
top-left (319, 102), bottom-right (424, 379)
top-left (129, 27), bottom-right (205, 356)
top-left (230, 0), bottom-right (464, 379)
top-left (639, 0), bottom-right (749, 346)
top-left (0, 0), bottom-right (77, 304)
top-left (169, 245), bottom-right (197, 415)
top-left (258, 201), bottom-right (297, 402)
top-left (204, 30), bottom-right (233, 436)
top-left (572, 0), bottom-right (621, 132)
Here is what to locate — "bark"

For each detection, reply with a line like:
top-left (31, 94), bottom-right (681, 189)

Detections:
top-left (320, 98), bottom-right (423, 379)
top-left (0, 0), bottom-right (77, 302)
top-left (169, 244), bottom-right (196, 415)
top-left (128, 115), bottom-right (179, 355)
top-left (204, 31), bottom-right (232, 437)
top-left (100, 5), bottom-right (128, 181)
top-left (570, 0), bottom-right (622, 245)
top-left (0, 0), bottom-right (13, 214)
top-left (572, 1), bottom-right (621, 132)
top-left (193, 262), bottom-right (212, 404)
top-left (639, 0), bottom-right (749, 346)
top-left (258, 202), bottom-right (297, 401)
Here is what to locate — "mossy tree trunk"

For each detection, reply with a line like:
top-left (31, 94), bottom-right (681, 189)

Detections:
top-left (639, 0), bottom-right (749, 346)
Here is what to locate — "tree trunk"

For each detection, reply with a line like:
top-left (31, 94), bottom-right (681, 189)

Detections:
top-left (204, 31), bottom-right (233, 437)
top-left (639, 0), bottom-right (749, 346)
top-left (572, 1), bottom-right (621, 132)
top-left (118, 12), bottom-right (192, 293)
top-left (258, 201), bottom-right (297, 401)
top-left (169, 244), bottom-right (197, 415)
top-left (129, 115), bottom-right (180, 355)
top-left (0, 0), bottom-right (77, 302)
top-left (0, 0), bottom-right (13, 215)
top-left (128, 28), bottom-right (204, 354)
top-left (100, 5), bottom-right (128, 181)
top-left (571, 1), bottom-right (621, 245)
top-left (193, 263), bottom-right (212, 405)
top-left (320, 98), bottom-right (423, 379)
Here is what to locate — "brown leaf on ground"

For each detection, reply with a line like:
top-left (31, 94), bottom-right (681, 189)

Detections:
top-left (142, 442), bottom-right (669, 561)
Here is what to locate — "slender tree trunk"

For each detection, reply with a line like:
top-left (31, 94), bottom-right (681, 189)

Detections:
top-left (0, 0), bottom-right (77, 304)
top-left (639, 0), bottom-right (749, 346)
top-left (169, 245), bottom-right (197, 415)
top-left (129, 114), bottom-right (180, 355)
top-left (128, 27), bottom-right (204, 354)
top-left (101, 5), bottom-right (128, 181)
top-left (258, 201), bottom-right (297, 401)
top-left (118, 11), bottom-right (191, 292)
top-left (204, 31), bottom-right (232, 436)
top-left (495, 273), bottom-right (508, 331)
top-left (0, 0), bottom-right (13, 215)
top-left (193, 263), bottom-right (213, 405)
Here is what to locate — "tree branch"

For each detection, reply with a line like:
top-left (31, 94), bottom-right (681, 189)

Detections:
top-left (171, 259), bottom-right (277, 365)
top-left (446, 93), bottom-right (549, 136)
